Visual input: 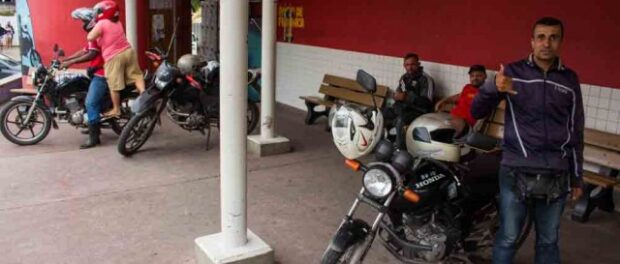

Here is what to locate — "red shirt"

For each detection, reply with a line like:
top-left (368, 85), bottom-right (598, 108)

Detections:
top-left (450, 84), bottom-right (480, 126)
top-left (85, 41), bottom-right (105, 77)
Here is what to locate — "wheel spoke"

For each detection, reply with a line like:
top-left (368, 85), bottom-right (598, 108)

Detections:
top-left (29, 127), bottom-right (36, 137)
top-left (15, 127), bottom-right (25, 137)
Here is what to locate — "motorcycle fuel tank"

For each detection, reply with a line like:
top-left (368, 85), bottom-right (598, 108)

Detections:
top-left (55, 74), bottom-right (90, 97)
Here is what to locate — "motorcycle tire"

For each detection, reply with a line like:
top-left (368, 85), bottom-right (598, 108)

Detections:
top-left (117, 110), bottom-right (158, 156)
top-left (246, 102), bottom-right (259, 134)
top-left (321, 242), bottom-right (363, 264)
top-left (0, 100), bottom-right (52, 146)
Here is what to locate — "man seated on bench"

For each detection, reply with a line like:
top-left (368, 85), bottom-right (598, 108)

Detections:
top-left (383, 52), bottom-right (435, 149)
top-left (450, 64), bottom-right (487, 138)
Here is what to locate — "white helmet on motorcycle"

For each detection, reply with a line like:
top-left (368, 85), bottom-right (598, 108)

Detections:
top-left (331, 104), bottom-right (384, 160)
top-left (405, 112), bottom-right (462, 162)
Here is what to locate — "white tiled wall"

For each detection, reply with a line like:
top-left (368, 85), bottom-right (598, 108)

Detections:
top-left (276, 43), bottom-right (620, 135)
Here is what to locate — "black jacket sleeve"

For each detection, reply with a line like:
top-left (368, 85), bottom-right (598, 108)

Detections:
top-left (569, 74), bottom-right (584, 188)
top-left (471, 77), bottom-right (502, 120)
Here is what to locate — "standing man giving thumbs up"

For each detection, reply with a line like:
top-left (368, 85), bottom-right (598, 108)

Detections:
top-left (471, 17), bottom-right (584, 264)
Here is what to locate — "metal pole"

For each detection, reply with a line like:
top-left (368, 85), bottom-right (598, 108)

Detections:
top-left (260, 0), bottom-right (276, 139)
top-left (124, 0), bottom-right (138, 49)
top-left (219, 0), bottom-right (249, 248)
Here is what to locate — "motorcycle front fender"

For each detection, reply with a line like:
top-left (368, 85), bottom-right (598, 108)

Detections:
top-left (327, 218), bottom-right (371, 253)
top-left (131, 88), bottom-right (163, 114)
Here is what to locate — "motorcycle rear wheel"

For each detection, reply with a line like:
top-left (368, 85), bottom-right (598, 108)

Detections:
top-left (117, 110), bottom-right (158, 156)
top-left (0, 100), bottom-right (52, 146)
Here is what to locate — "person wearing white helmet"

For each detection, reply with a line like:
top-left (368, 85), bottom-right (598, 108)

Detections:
top-left (60, 7), bottom-right (108, 149)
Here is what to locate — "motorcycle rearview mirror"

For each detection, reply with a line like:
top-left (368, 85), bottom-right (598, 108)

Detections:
top-left (356, 69), bottom-right (379, 109)
top-left (374, 139), bottom-right (395, 162)
top-left (58, 49), bottom-right (65, 57)
top-left (356, 69), bottom-right (377, 93)
top-left (53, 44), bottom-right (59, 52)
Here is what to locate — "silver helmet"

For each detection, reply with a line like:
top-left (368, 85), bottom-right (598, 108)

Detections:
top-left (177, 54), bottom-right (205, 76)
top-left (71, 7), bottom-right (96, 32)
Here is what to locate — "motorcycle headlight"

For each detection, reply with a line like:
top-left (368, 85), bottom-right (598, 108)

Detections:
top-left (155, 71), bottom-right (173, 89)
top-left (154, 63), bottom-right (177, 90)
top-left (363, 167), bottom-right (393, 198)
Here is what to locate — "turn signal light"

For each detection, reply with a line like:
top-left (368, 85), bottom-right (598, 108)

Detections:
top-left (345, 159), bottom-right (361, 171)
top-left (403, 189), bottom-right (420, 203)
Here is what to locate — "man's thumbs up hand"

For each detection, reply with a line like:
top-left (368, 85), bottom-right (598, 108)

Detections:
top-left (496, 64), bottom-right (517, 95)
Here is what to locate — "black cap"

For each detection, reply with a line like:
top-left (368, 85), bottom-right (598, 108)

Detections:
top-left (468, 64), bottom-right (486, 74)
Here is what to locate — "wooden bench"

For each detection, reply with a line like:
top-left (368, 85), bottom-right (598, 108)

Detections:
top-left (299, 74), bottom-right (389, 126)
top-left (435, 93), bottom-right (620, 222)
top-left (572, 129), bottom-right (620, 222)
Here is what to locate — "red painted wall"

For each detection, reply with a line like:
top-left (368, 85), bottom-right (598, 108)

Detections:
top-left (278, 0), bottom-right (620, 88)
top-left (28, 0), bottom-right (149, 68)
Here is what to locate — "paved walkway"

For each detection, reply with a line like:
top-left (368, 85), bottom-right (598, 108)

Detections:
top-left (0, 104), bottom-right (618, 264)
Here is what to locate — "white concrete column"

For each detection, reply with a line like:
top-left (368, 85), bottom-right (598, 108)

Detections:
top-left (195, 2), bottom-right (274, 263)
top-left (260, 0), bottom-right (276, 139)
top-left (195, 3), bottom-right (274, 262)
top-left (219, 0), bottom-right (249, 248)
top-left (125, 0), bottom-right (138, 49)
top-left (247, 0), bottom-right (291, 157)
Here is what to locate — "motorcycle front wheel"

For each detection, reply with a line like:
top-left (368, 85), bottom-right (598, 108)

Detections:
top-left (117, 110), bottom-right (158, 156)
top-left (0, 100), bottom-right (52, 145)
top-left (321, 242), bottom-right (364, 264)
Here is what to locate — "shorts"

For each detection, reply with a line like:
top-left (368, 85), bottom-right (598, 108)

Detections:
top-left (104, 48), bottom-right (143, 91)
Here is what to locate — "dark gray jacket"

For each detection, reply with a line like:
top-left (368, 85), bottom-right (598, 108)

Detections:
top-left (395, 68), bottom-right (435, 113)
top-left (471, 55), bottom-right (584, 187)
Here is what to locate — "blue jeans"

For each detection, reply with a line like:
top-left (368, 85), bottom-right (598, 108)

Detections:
top-left (492, 166), bottom-right (566, 264)
top-left (86, 76), bottom-right (108, 125)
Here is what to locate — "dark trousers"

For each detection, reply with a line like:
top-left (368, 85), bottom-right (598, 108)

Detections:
top-left (492, 166), bottom-right (566, 264)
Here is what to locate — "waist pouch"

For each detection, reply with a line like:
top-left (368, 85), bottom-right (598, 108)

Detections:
top-left (511, 167), bottom-right (569, 203)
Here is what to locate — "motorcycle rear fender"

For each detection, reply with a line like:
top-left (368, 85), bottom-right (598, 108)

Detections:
top-left (131, 89), bottom-right (162, 114)
top-left (9, 95), bottom-right (59, 129)
top-left (327, 218), bottom-right (370, 253)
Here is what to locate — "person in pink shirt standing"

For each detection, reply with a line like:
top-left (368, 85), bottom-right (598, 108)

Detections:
top-left (87, 0), bottom-right (145, 118)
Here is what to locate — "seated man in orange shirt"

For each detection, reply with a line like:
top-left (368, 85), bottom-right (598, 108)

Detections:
top-left (450, 65), bottom-right (487, 137)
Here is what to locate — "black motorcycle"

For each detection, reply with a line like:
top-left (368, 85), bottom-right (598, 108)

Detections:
top-left (0, 44), bottom-right (137, 146)
top-left (321, 70), bottom-right (532, 264)
top-left (116, 49), bottom-right (260, 156)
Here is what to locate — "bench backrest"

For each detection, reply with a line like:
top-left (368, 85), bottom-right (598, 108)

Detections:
top-left (319, 74), bottom-right (389, 108)
top-left (434, 93), bottom-right (505, 139)
top-left (478, 100), bottom-right (505, 139)
top-left (435, 93), bottom-right (620, 173)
